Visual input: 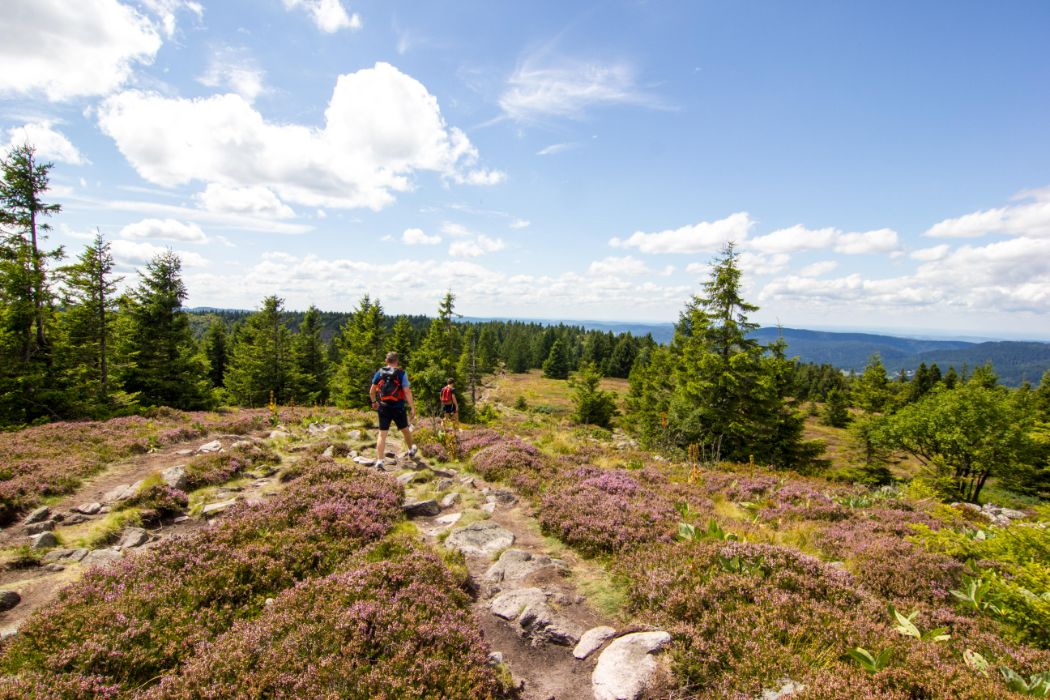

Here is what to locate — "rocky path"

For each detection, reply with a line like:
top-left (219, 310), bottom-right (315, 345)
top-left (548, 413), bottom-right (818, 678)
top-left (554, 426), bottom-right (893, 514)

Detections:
top-left (395, 433), bottom-right (672, 700)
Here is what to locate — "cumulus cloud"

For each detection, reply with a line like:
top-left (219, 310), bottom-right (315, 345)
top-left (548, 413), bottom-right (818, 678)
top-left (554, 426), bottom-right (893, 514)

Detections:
top-left (737, 251), bottom-right (790, 276)
top-left (282, 0), bottom-right (361, 33)
top-left (748, 225), bottom-right (837, 254)
top-left (500, 51), bottom-right (663, 122)
top-left (449, 235), bottom-right (505, 258)
top-left (588, 256), bottom-right (650, 276)
top-left (440, 222), bottom-right (473, 238)
top-left (195, 184), bottom-right (294, 219)
top-left (4, 122), bottom-right (85, 164)
top-left (833, 228), bottom-right (900, 255)
top-left (119, 218), bottom-right (208, 243)
top-left (0, 0), bottom-right (162, 101)
top-left (197, 46), bottom-right (266, 102)
top-left (925, 187), bottom-right (1050, 239)
top-left (910, 244), bottom-right (950, 261)
top-left (798, 260), bottom-right (838, 277)
top-left (111, 239), bottom-right (208, 269)
top-left (610, 212), bottom-right (753, 254)
top-left (97, 62), bottom-right (501, 211)
top-left (401, 227), bottom-right (441, 245)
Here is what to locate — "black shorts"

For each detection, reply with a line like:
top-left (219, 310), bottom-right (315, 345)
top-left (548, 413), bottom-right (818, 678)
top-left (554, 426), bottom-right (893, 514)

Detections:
top-left (377, 403), bottom-right (408, 431)
top-left (442, 403), bottom-right (456, 415)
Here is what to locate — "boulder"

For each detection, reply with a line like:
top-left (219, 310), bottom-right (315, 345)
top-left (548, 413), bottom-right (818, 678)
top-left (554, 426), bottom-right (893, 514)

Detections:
top-left (574, 626), bottom-right (617, 660)
top-left (490, 587), bottom-right (547, 620)
top-left (445, 521), bottom-right (514, 557)
top-left (268, 430), bottom-right (290, 440)
top-left (25, 520), bottom-right (55, 535)
top-left (321, 445), bottom-right (335, 458)
top-left (440, 492), bottom-right (461, 509)
top-left (161, 465), bottom-right (189, 490)
top-left (117, 527), bottom-right (149, 550)
top-left (28, 532), bottom-right (57, 549)
top-left (485, 549), bottom-right (565, 583)
top-left (196, 440), bottom-right (222, 454)
top-left (73, 502), bottom-right (103, 515)
top-left (0, 591), bottom-right (20, 612)
top-left (481, 503), bottom-right (497, 514)
top-left (42, 548), bottom-right (88, 563)
top-left (760, 679), bottom-right (806, 700)
top-left (435, 478), bottom-right (454, 492)
top-left (23, 506), bottom-right (50, 525)
top-left (396, 471), bottom-right (420, 485)
top-left (101, 483), bottom-right (136, 504)
top-left (82, 548), bottom-right (122, 568)
top-left (403, 500), bottom-right (441, 518)
top-left (592, 631), bottom-right (672, 700)
top-left (435, 512), bottom-right (462, 527)
top-left (430, 467), bottom-right (457, 478)
top-left (201, 499), bottom-right (238, 516)
top-left (490, 488), bottom-right (518, 505)
top-left (519, 602), bottom-right (583, 646)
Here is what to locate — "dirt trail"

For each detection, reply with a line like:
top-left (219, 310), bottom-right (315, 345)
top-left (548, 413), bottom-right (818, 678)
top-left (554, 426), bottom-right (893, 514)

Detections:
top-left (397, 431), bottom-right (618, 700)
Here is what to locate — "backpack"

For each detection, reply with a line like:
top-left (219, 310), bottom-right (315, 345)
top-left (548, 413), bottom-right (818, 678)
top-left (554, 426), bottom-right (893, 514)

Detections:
top-left (440, 385), bottom-right (453, 403)
top-left (376, 367), bottom-right (405, 402)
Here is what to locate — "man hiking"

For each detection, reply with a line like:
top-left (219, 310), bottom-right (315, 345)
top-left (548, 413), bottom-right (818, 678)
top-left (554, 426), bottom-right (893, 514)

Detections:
top-left (440, 377), bottom-right (459, 423)
top-left (369, 352), bottom-right (416, 466)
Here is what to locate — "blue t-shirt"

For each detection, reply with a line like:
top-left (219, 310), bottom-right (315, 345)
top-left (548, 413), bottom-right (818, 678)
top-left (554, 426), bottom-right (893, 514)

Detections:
top-left (372, 367), bottom-right (409, 405)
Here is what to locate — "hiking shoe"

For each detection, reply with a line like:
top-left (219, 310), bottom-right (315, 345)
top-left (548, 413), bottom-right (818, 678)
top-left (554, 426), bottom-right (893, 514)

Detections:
top-left (408, 445), bottom-right (418, 458)
top-left (372, 458), bottom-right (384, 468)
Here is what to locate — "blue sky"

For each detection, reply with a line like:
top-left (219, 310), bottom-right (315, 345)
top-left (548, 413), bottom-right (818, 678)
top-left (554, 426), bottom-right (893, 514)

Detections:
top-left (2, 0), bottom-right (1049, 338)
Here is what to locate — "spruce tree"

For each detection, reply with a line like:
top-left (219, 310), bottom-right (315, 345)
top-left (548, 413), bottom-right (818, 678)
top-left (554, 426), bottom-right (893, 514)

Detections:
top-left (606, 335), bottom-right (639, 378)
top-left (821, 388), bottom-right (851, 427)
top-left (411, 291), bottom-right (463, 414)
top-left (204, 319), bottom-right (229, 389)
top-left (119, 251), bottom-right (211, 409)
top-left (331, 295), bottom-right (386, 408)
top-left (224, 296), bottom-right (298, 406)
top-left (387, 315), bottom-right (415, 367)
top-left (570, 360), bottom-right (618, 428)
top-left (1036, 370), bottom-right (1050, 423)
top-left (292, 305), bottom-right (329, 405)
top-left (542, 338), bottom-right (570, 379)
top-left (853, 354), bottom-right (891, 413)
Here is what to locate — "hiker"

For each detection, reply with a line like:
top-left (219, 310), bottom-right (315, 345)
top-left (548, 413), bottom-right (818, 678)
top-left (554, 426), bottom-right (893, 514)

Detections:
top-left (369, 352), bottom-right (416, 465)
top-left (440, 377), bottom-right (459, 423)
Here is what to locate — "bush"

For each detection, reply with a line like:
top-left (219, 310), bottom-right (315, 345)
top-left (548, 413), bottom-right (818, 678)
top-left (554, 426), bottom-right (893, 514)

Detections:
top-left (570, 362), bottom-right (618, 429)
top-left (183, 442), bottom-right (279, 490)
top-left (471, 440), bottom-right (545, 482)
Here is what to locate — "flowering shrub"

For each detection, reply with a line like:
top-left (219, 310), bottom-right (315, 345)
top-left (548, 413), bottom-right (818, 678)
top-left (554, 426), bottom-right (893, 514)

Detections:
top-left (183, 442), bottom-right (280, 490)
top-left (144, 539), bottom-right (514, 699)
top-left (421, 441), bottom-right (450, 461)
top-left (457, 428), bottom-right (504, 454)
top-left (0, 456), bottom-right (403, 690)
top-left (538, 467), bottom-right (677, 554)
top-left (126, 482), bottom-right (189, 523)
top-left (471, 440), bottom-right (546, 482)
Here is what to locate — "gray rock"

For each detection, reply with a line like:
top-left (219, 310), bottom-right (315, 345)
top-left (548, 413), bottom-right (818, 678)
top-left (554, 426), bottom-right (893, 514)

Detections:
top-left (29, 532), bottom-right (57, 549)
top-left (491, 488), bottom-right (518, 505)
top-left (23, 506), bottom-right (50, 525)
top-left (353, 456), bottom-right (373, 465)
top-left (574, 626), bottom-right (617, 660)
top-left (435, 478), bottom-right (454, 492)
top-left (481, 502), bottom-right (497, 514)
top-left (44, 563), bottom-right (65, 572)
top-left (434, 512), bottom-right (462, 527)
top-left (0, 591), bottom-right (20, 612)
top-left (520, 603), bottom-right (582, 646)
top-left (430, 467), bottom-right (457, 477)
top-left (321, 445), bottom-right (335, 458)
top-left (175, 448), bottom-right (194, 456)
top-left (396, 471), bottom-right (420, 485)
top-left (196, 439), bottom-right (222, 454)
top-left (42, 548), bottom-right (88, 563)
top-left (26, 520), bottom-right (55, 535)
top-left (403, 499), bottom-right (441, 518)
top-left (63, 514), bottom-right (88, 525)
top-left (101, 483), bottom-right (133, 504)
top-left (487, 651), bottom-right (504, 665)
top-left (161, 465), bottom-right (189, 490)
top-left (347, 430), bottom-right (362, 440)
top-left (269, 430), bottom-right (290, 440)
top-left (73, 502), bottom-right (103, 515)
top-left (117, 527), bottom-right (149, 550)
top-left (490, 587), bottom-right (547, 620)
top-left (459, 476), bottom-right (476, 488)
top-left (231, 440), bottom-right (254, 451)
top-left (201, 499), bottom-right (237, 516)
top-left (82, 548), bottom-right (122, 568)
top-left (445, 521), bottom-right (514, 557)
top-left (592, 631), bottom-right (672, 700)
top-left (485, 549), bottom-right (566, 583)
top-left (440, 492), bottom-right (461, 509)
top-left (760, 678), bottom-right (806, 700)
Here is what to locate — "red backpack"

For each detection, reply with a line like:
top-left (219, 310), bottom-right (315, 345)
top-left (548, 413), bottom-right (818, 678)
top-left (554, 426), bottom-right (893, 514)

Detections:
top-left (377, 367), bottom-right (405, 402)
top-left (440, 385), bottom-right (453, 403)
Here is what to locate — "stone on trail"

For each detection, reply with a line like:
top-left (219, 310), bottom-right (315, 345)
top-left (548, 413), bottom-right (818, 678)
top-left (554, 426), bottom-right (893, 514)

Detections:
top-left (26, 520), bottom-right (55, 535)
top-left (28, 532), bottom-right (57, 549)
top-left (434, 512), bottom-right (462, 527)
top-left (321, 445), bottom-right (335, 458)
top-left (592, 631), bottom-right (672, 700)
top-left (485, 549), bottom-right (566, 584)
top-left (42, 548), bottom-right (88, 563)
top-left (82, 548), bottom-right (122, 568)
top-left (161, 465), bottom-right (189, 491)
top-left (435, 478), bottom-right (454, 492)
top-left (481, 502), bottom-right (497, 514)
top-left (23, 506), bottom-right (50, 525)
top-left (403, 499), bottom-right (441, 518)
top-left (490, 488), bottom-right (518, 505)
top-left (396, 471), bottom-right (420, 485)
top-left (175, 448), bottom-right (194, 456)
top-left (445, 521), bottom-right (514, 557)
top-left (440, 492), bottom-right (461, 509)
top-left (574, 626), bottom-right (617, 660)
top-left (0, 591), bottom-right (21, 612)
top-left (101, 481), bottom-right (142, 505)
top-left (430, 467), bottom-right (457, 478)
top-left (490, 587), bottom-right (547, 620)
top-left (268, 430), bottom-right (290, 440)
top-left (201, 499), bottom-right (237, 516)
top-left (196, 440), bottom-right (222, 454)
top-left (117, 527), bottom-right (149, 549)
top-left (347, 429), bottom-right (362, 440)
top-left (73, 502), bottom-right (102, 515)
top-left (519, 602), bottom-right (583, 646)
top-left (760, 678), bottom-right (806, 700)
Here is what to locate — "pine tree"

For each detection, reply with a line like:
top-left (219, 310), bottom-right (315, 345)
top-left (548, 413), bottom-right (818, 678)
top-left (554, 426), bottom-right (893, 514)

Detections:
top-left (606, 335), bottom-right (639, 378)
top-left (542, 338), bottom-right (570, 379)
top-left (853, 354), bottom-right (891, 413)
top-left (119, 250), bottom-right (211, 409)
top-left (943, 366), bottom-right (959, 389)
top-left (476, 326), bottom-right (500, 373)
top-left (411, 292), bottom-right (463, 414)
top-left (292, 305), bottom-right (329, 405)
top-left (204, 319), bottom-right (229, 389)
top-left (1035, 370), bottom-right (1050, 423)
top-left (387, 315), bottom-right (415, 367)
top-left (570, 361), bottom-right (618, 428)
top-left (821, 388), bottom-right (851, 428)
top-left (331, 295), bottom-right (386, 408)
top-left (58, 232), bottom-right (122, 410)
top-left (224, 296), bottom-right (299, 406)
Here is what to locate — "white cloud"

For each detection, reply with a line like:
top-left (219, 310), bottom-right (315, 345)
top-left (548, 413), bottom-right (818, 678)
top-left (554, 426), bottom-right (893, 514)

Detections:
top-left (454, 168), bottom-right (506, 186)
top-left (195, 184), bottom-right (294, 219)
top-left (111, 239), bottom-right (208, 269)
top-left (737, 251), bottom-right (790, 276)
top-left (197, 46), bottom-right (266, 102)
top-left (537, 142), bottom-right (578, 156)
top-left (440, 222), bottom-right (473, 238)
top-left (833, 228), bottom-right (900, 255)
top-left (910, 244), bottom-right (950, 261)
top-left (509, 218), bottom-right (530, 229)
top-left (139, 0), bottom-right (202, 39)
top-left (797, 260), bottom-right (838, 277)
top-left (119, 218), bottom-right (208, 243)
top-left (500, 51), bottom-right (662, 122)
top-left (4, 122), bottom-right (86, 164)
top-left (402, 227), bottom-right (441, 245)
top-left (925, 188), bottom-right (1050, 239)
top-left (449, 235), bottom-right (505, 258)
top-left (98, 62), bottom-right (498, 211)
top-left (748, 225), bottom-right (837, 254)
top-left (610, 212), bottom-right (753, 254)
top-left (282, 0), bottom-right (361, 33)
top-left (0, 0), bottom-right (162, 101)
top-left (588, 256), bottom-right (650, 276)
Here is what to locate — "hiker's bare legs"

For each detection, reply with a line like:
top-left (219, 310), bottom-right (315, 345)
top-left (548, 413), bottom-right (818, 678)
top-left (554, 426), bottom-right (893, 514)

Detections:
top-left (400, 426), bottom-right (413, 452)
top-left (375, 429), bottom-right (388, 463)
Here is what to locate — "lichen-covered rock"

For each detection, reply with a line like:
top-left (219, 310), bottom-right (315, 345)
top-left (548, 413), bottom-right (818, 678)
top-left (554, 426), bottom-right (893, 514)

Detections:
top-left (445, 521), bottom-right (514, 556)
top-left (490, 587), bottom-right (547, 620)
top-left (592, 631), bottom-right (671, 700)
top-left (485, 549), bottom-right (565, 583)
top-left (574, 626), bottom-right (617, 660)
